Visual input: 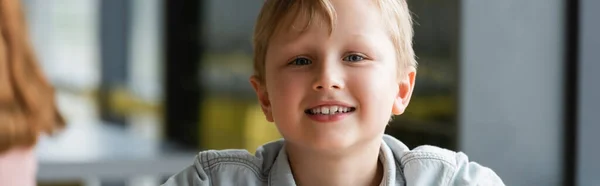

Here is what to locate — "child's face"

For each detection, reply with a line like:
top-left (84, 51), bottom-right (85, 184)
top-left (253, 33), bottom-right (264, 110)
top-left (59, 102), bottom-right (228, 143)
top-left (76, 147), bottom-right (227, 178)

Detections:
top-left (251, 0), bottom-right (415, 151)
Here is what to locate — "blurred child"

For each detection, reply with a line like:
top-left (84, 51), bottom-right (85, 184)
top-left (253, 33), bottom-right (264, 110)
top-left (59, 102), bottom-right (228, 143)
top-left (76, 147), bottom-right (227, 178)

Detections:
top-left (164, 0), bottom-right (504, 185)
top-left (0, 0), bottom-right (65, 185)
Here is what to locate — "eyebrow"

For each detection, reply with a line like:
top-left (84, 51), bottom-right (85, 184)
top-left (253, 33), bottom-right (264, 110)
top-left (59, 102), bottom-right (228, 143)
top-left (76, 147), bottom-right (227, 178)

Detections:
top-left (267, 33), bottom-right (318, 60)
top-left (342, 34), bottom-right (388, 59)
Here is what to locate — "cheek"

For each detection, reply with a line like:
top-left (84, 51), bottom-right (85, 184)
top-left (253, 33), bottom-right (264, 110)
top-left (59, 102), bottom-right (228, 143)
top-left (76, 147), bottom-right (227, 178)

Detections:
top-left (266, 70), bottom-right (308, 119)
top-left (350, 66), bottom-right (397, 121)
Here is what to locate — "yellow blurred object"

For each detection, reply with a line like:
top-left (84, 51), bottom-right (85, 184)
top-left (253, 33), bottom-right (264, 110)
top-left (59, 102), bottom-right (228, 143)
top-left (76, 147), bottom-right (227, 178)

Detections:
top-left (244, 103), bottom-right (280, 154)
top-left (200, 97), bottom-right (246, 149)
top-left (107, 87), bottom-right (161, 115)
top-left (200, 96), bottom-right (280, 152)
top-left (403, 95), bottom-right (455, 121)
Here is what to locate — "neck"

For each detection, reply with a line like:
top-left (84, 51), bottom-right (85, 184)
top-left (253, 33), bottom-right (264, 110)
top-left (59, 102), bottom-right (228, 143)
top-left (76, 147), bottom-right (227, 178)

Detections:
top-left (286, 140), bottom-right (383, 186)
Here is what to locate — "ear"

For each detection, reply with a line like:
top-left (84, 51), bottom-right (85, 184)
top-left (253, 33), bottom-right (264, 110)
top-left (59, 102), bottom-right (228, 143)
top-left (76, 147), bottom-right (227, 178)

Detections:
top-left (392, 68), bottom-right (416, 115)
top-left (250, 76), bottom-right (274, 122)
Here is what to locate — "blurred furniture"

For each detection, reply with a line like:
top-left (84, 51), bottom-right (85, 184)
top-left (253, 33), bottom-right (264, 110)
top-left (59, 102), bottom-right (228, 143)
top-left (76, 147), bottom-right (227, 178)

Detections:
top-left (36, 123), bottom-right (197, 186)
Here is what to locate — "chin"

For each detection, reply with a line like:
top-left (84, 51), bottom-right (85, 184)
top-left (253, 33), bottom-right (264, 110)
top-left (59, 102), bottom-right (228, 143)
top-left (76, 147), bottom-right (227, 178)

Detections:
top-left (299, 133), bottom-right (361, 153)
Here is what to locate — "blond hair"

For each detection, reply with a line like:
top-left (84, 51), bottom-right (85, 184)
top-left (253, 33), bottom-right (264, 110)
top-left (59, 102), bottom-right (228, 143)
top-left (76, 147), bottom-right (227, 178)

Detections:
top-left (252, 0), bottom-right (417, 82)
top-left (0, 0), bottom-right (65, 154)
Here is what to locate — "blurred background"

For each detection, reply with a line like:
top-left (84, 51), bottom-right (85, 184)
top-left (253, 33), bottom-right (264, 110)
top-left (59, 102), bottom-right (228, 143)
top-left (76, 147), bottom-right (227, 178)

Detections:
top-left (14, 0), bottom-right (598, 185)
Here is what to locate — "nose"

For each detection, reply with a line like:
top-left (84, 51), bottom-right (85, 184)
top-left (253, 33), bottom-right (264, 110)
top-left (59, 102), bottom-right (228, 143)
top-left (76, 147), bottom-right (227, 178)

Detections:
top-left (312, 61), bottom-right (344, 91)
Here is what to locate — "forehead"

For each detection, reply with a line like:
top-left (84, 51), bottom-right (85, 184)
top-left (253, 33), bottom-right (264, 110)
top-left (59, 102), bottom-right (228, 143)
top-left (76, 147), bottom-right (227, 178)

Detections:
top-left (267, 0), bottom-right (390, 53)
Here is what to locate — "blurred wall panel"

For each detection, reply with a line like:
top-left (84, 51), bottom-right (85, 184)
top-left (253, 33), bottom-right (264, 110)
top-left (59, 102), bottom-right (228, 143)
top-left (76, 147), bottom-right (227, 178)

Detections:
top-left (99, 0), bottom-right (131, 124)
top-left (460, 0), bottom-right (565, 185)
top-left (23, 0), bottom-right (100, 91)
top-left (203, 0), bottom-right (262, 53)
top-left (127, 0), bottom-right (164, 140)
top-left (577, 0), bottom-right (600, 185)
top-left (129, 0), bottom-right (163, 103)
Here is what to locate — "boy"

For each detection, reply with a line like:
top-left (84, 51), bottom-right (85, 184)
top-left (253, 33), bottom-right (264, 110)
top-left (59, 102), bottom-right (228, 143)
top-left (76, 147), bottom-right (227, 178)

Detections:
top-left (163, 0), bottom-right (505, 185)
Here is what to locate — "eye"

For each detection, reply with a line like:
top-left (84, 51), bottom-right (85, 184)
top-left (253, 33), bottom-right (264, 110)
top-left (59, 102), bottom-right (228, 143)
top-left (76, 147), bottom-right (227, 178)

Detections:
top-left (289, 57), bottom-right (312, 66)
top-left (343, 54), bottom-right (365, 62)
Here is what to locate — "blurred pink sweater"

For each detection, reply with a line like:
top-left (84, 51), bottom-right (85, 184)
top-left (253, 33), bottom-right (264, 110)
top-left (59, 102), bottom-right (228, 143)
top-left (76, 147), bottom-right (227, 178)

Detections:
top-left (0, 147), bottom-right (37, 186)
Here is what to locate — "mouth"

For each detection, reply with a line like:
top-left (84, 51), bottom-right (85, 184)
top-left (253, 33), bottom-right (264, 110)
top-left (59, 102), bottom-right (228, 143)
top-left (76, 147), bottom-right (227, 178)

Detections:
top-left (304, 105), bottom-right (357, 115)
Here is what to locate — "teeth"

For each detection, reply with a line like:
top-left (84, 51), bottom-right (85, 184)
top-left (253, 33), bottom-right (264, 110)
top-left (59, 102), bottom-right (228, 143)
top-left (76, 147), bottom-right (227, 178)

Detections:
top-left (322, 107), bottom-right (330, 114)
top-left (330, 106), bottom-right (338, 113)
top-left (312, 107), bottom-right (320, 114)
top-left (309, 106), bottom-right (353, 115)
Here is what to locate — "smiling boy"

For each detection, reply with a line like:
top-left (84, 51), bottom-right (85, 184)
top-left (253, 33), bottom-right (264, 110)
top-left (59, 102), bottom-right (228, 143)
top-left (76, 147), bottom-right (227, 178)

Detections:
top-left (163, 0), bottom-right (504, 185)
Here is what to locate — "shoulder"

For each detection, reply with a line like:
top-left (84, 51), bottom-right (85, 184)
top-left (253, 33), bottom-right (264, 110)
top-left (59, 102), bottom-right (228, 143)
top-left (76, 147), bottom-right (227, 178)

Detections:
top-left (400, 145), bottom-right (460, 168)
top-left (382, 135), bottom-right (505, 186)
top-left (162, 139), bottom-right (285, 186)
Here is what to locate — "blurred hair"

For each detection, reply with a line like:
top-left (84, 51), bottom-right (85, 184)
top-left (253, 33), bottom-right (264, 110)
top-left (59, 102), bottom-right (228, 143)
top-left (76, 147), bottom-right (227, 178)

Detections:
top-left (0, 0), bottom-right (65, 153)
top-left (252, 0), bottom-right (417, 82)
